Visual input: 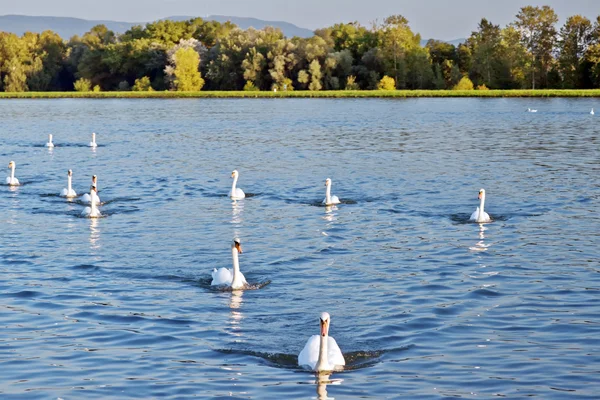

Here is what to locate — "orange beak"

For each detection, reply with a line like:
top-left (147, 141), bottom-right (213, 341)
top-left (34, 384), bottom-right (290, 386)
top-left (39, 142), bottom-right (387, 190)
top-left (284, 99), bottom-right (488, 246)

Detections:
top-left (320, 319), bottom-right (328, 337)
top-left (235, 242), bottom-right (243, 254)
top-left (478, 192), bottom-right (482, 200)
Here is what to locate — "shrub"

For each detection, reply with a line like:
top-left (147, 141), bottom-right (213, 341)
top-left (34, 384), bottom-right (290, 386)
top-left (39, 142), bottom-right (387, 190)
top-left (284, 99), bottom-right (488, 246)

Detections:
top-left (453, 76), bottom-right (474, 90)
top-left (377, 75), bottom-right (396, 90)
top-left (118, 81), bottom-right (131, 91)
top-left (132, 76), bottom-right (154, 92)
top-left (345, 75), bottom-right (360, 90)
top-left (92, 85), bottom-right (101, 92)
top-left (73, 78), bottom-right (91, 92)
top-left (477, 84), bottom-right (489, 90)
top-left (243, 81), bottom-right (259, 91)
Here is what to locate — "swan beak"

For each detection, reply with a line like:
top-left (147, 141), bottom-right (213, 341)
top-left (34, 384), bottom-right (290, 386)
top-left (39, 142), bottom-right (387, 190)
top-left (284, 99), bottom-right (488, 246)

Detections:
top-left (235, 242), bottom-right (243, 254)
top-left (478, 192), bottom-right (483, 200)
top-left (320, 319), bottom-right (328, 337)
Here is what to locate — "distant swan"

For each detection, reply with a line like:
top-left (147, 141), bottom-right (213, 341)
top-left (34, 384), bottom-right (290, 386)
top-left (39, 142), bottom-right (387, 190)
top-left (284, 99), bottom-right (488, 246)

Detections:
top-left (323, 178), bottom-right (340, 206)
top-left (60, 169), bottom-right (77, 198)
top-left (211, 238), bottom-right (248, 290)
top-left (229, 170), bottom-right (246, 200)
top-left (81, 175), bottom-right (100, 204)
top-left (470, 188), bottom-right (492, 223)
top-left (527, 108), bottom-right (537, 113)
top-left (591, 108), bottom-right (595, 115)
top-left (81, 186), bottom-right (101, 218)
top-left (6, 161), bottom-right (20, 186)
top-left (298, 312), bottom-right (345, 372)
top-left (46, 134), bottom-right (55, 148)
top-left (89, 132), bottom-right (98, 148)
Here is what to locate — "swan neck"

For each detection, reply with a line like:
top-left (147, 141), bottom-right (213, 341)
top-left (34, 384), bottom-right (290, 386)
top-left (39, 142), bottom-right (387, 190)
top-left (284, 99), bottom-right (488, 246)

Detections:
top-left (67, 175), bottom-right (72, 191)
top-left (231, 247), bottom-right (241, 287)
top-left (11, 165), bottom-right (15, 180)
top-left (231, 176), bottom-right (238, 194)
top-left (90, 191), bottom-right (97, 213)
top-left (316, 333), bottom-right (329, 371)
top-left (325, 184), bottom-right (331, 204)
top-left (479, 194), bottom-right (485, 219)
top-left (92, 133), bottom-right (96, 144)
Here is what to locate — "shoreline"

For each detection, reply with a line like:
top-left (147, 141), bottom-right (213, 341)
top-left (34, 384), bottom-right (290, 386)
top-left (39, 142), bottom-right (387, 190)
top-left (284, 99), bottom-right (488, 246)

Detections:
top-left (1, 89), bottom-right (600, 99)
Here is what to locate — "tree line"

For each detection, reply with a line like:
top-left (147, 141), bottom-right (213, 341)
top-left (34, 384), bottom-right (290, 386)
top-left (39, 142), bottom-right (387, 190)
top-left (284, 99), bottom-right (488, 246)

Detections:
top-left (1, 5), bottom-right (600, 92)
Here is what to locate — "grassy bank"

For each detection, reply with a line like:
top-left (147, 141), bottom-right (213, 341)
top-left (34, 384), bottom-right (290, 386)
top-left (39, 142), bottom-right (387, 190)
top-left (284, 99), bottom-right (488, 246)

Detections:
top-left (1, 89), bottom-right (600, 99)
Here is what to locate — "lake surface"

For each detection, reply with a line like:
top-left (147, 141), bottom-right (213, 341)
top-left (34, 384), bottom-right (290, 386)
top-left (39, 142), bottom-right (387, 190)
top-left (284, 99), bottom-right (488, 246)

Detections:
top-left (0, 98), bottom-right (599, 399)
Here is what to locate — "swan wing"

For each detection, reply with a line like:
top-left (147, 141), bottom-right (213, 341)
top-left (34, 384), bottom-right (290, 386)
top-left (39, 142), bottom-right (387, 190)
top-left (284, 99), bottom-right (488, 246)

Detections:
top-left (211, 268), bottom-right (233, 286)
top-left (81, 193), bottom-right (91, 203)
top-left (81, 207), bottom-right (91, 217)
top-left (327, 336), bottom-right (346, 367)
top-left (470, 208), bottom-right (479, 221)
top-left (5, 177), bottom-right (10, 184)
top-left (235, 188), bottom-right (246, 199)
top-left (481, 211), bottom-right (491, 222)
top-left (298, 335), bottom-right (320, 370)
top-left (331, 196), bottom-right (340, 204)
top-left (60, 188), bottom-right (68, 197)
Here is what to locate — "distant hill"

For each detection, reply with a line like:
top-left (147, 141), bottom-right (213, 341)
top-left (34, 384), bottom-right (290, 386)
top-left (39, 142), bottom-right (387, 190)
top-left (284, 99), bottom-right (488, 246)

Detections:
top-left (421, 38), bottom-right (466, 47)
top-left (0, 14), bottom-right (314, 40)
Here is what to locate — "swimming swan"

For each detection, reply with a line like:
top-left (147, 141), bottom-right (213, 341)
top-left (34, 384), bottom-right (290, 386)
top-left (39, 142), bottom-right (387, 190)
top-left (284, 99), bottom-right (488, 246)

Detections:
top-left (60, 169), bottom-right (77, 198)
top-left (46, 134), bottom-right (55, 148)
top-left (89, 132), bottom-right (98, 148)
top-left (323, 178), bottom-right (340, 206)
top-left (211, 238), bottom-right (248, 289)
top-left (229, 170), bottom-right (246, 200)
top-left (470, 188), bottom-right (492, 223)
top-left (6, 161), bottom-right (20, 186)
top-left (81, 175), bottom-right (100, 204)
top-left (81, 186), bottom-right (101, 218)
top-left (527, 108), bottom-right (537, 113)
top-left (298, 312), bottom-right (345, 372)
top-left (591, 108), bottom-right (595, 115)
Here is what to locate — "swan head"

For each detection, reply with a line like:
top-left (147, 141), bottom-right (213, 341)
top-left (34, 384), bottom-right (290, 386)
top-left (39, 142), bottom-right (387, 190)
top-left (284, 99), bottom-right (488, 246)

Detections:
top-left (231, 170), bottom-right (239, 179)
top-left (8, 161), bottom-right (15, 169)
top-left (320, 312), bottom-right (331, 337)
top-left (478, 189), bottom-right (486, 200)
top-left (232, 238), bottom-right (243, 254)
top-left (68, 169), bottom-right (73, 177)
top-left (325, 178), bottom-right (332, 187)
top-left (92, 175), bottom-right (97, 184)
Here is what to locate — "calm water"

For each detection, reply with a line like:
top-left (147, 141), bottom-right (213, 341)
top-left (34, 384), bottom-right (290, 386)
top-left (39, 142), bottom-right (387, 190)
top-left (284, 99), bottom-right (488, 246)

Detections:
top-left (0, 98), bottom-right (599, 399)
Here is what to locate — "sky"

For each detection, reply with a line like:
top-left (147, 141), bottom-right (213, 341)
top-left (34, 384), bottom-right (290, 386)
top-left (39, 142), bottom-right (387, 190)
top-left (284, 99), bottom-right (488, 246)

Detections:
top-left (1, 0), bottom-right (598, 40)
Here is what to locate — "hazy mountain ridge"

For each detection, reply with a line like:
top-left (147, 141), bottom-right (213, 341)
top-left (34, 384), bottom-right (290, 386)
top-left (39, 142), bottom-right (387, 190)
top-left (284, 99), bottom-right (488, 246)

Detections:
top-left (0, 14), bottom-right (314, 39)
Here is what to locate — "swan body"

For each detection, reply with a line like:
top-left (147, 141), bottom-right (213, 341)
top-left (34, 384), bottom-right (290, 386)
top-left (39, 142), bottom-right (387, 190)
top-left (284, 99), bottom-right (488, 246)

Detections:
top-left (528, 108), bottom-right (537, 113)
top-left (229, 170), bottom-right (246, 200)
top-left (322, 178), bottom-right (340, 205)
top-left (60, 169), bottom-right (77, 198)
top-left (298, 312), bottom-right (345, 372)
top-left (81, 186), bottom-right (101, 218)
top-left (470, 188), bottom-right (492, 223)
top-left (89, 132), bottom-right (98, 148)
top-left (211, 238), bottom-right (248, 289)
top-left (46, 134), bottom-right (55, 148)
top-left (591, 108), bottom-right (595, 115)
top-left (6, 161), bottom-right (20, 186)
top-left (81, 175), bottom-right (100, 204)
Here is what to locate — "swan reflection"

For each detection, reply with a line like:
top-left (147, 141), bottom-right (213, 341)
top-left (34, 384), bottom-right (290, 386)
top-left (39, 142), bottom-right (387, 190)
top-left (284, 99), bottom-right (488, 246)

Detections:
top-left (323, 205), bottom-right (337, 222)
top-left (228, 290), bottom-right (244, 339)
top-left (314, 373), bottom-right (343, 400)
top-left (231, 200), bottom-right (244, 224)
top-left (469, 224), bottom-right (491, 252)
top-left (89, 217), bottom-right (101, 250)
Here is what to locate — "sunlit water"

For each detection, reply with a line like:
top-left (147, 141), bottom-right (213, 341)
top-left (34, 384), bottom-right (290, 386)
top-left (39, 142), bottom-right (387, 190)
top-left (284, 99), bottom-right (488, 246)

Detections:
top-left (0, 98), bottom-right (599, 399)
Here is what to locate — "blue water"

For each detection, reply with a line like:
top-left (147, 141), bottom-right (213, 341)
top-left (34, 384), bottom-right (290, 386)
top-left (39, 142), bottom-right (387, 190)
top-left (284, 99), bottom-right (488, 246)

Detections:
top-left (0, 98), bottom-right (599, 399)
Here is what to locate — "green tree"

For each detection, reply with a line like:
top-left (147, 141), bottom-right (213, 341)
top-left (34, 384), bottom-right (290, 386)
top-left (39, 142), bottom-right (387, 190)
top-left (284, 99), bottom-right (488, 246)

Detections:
top-left (172, 47), bottom-right (204, 91)
top-left (558, 15), bottom-right (593, 88)
top-left (132, 76), bottom-right (154, 91)
top-left (513, 5), bottom-right (559, 89)
top-left (308, 59), bottom-right (322, 91)
top-left (453, 76), bottom-right (474, 90)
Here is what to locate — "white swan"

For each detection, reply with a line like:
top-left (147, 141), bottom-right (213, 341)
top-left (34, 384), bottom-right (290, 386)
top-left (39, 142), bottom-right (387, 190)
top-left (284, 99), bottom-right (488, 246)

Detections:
top-left (528, 108), bottom-right (537, 113)
top-left (591, 108), bottom-right (595, 115)
top-left (81, 175), bottom-right (100, 204)
top-left (6, 161), bottom-right (20, 186)
top-left (470, 188), bottom-right (492, 223)
top-left (322, 178), bottom-right (340, 206)
top-left (211, 238), bottom-right (248, 289)
top-left (229, 170), bottom-right (246, 200)
top-left (81, 186), bottom-right (101, 218)
top-left (46, 134), bottom-right (55, 148)
top-left (298, 312), bottom-right (345, 372)
top-left (89, 132), bottom-right (98, 148)
top-left (60, 169), bottom-right (77, 198)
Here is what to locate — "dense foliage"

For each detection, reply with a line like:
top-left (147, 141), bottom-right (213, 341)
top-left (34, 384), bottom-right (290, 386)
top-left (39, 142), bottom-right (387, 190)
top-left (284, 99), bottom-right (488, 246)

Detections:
top-left (1, 6), bottom-right (600, 92)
